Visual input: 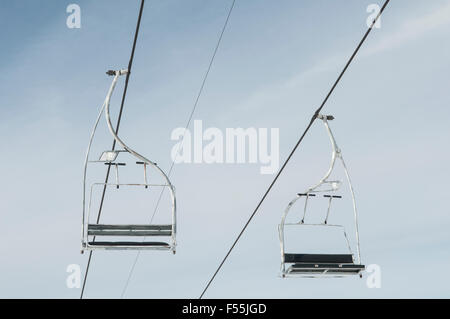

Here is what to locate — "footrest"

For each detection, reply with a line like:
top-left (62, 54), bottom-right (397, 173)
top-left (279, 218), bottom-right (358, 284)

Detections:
top-left (288, 263), bottom-right (365, 275)
top-left (87, 224), bottom-right (172, 236)
top-left (89, 241), bottom-right (170, 247)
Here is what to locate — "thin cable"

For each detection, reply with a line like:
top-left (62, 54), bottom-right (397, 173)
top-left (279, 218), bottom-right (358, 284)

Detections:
top-left (80, 0), bottom-right (146, 299)
top-left (199, 0), bottom-right (390, 299)
top-left (120, 0), bottom-right (237, 298)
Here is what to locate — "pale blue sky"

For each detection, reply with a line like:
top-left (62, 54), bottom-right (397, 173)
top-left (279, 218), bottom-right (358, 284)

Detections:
top-left (1, 0), bottom-right (450, 298)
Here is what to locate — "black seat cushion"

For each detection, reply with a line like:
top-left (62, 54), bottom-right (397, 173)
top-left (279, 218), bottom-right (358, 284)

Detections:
top-left (284, 253), bottom-right (353, 264)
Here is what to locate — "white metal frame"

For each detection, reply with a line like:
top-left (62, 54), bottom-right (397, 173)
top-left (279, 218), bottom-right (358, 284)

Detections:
top-left (278, 114), bottom-right (362, 277)
top-left (82, 69), bottom-right (176, 252)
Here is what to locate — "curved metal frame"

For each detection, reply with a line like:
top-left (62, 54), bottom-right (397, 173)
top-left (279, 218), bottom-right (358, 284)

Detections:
top-left (278, 114), bottom-right (362, 277)
top-left (82, 69), bottom-right (176, 251)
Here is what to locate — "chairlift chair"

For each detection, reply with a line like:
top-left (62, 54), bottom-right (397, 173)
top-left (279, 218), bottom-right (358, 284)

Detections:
top-left (82, 69), bottom-right (176, 252)
top-left (278, 114), bottom-right (364, 277)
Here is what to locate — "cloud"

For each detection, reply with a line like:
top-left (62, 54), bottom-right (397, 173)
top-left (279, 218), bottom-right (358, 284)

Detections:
top-left (232, 2), bottom-right (450, 115)
top-left (363, 2), bottom-right (450, 56)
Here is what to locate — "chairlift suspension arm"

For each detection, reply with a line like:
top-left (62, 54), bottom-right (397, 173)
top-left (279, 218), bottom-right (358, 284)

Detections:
top-left (322, 117), bottom-right (361, 263)
top-left (103, 70), bottom-right (177, 219)
top-left (306, 116), bottom-right (340, 193)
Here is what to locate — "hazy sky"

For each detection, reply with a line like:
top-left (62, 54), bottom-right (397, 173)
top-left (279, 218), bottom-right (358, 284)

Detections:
top-left (1, 0), bottom-right (450, 298)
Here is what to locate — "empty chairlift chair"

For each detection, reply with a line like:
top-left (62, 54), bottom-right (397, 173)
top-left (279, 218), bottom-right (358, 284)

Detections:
top-left (278, 114), bottom-right (364, 277)
top-left (82, 69), bottom-right (176, 252)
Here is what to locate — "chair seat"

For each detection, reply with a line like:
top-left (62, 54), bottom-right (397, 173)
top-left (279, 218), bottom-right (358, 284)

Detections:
top-left (87, 224), bottom-right (172, 236)
top-left (283, 253), bottom-right (364, 276)
top-left (284, 253), bottom-right (354, 264)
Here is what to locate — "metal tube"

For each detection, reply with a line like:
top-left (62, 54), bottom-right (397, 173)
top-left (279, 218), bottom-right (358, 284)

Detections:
top-left (115, 164), bottom-right (120, 188)
top-left (340, 156), bottom-right (361, 264)
top-left (144, 163), bottom-right (148, 188)
top-left (324, 196), bottom-right (332, 224)
top-left (82, 75), bottom-right (120, 250)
